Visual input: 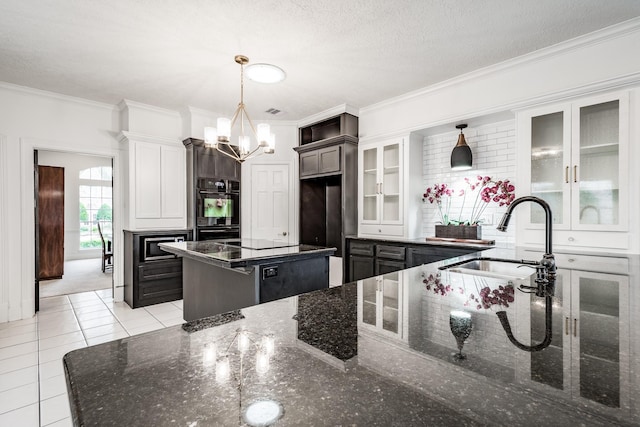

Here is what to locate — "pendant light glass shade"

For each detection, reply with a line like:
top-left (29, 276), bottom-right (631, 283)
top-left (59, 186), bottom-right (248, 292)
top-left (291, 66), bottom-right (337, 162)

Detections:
top-left (451, 124), bottom-right (472, 171)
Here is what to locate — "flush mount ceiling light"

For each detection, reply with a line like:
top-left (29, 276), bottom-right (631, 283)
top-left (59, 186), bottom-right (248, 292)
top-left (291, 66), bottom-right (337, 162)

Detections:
top-left (204, 55), bottom-right (276, 163)
top-left (245, 63), bottom-right (286, 83)
top-left (451, 124), bottom-right (473, 171)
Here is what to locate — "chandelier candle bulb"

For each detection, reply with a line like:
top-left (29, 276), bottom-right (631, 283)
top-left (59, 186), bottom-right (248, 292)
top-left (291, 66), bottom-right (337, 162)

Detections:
top-left (215, 355), bottom-right (230, 383)
top-left (255, 349), bottom-right (270, 375)
top-left (238, 330), bottom-right (251, 353)
top-left (257, 123), bottom-right (271, 146)
top-left (202, 343), bottom-right (216, 367)
top-left (204, 127), bottom-right (218, 147)
top-left (217, 118), bottom-right (231, 142)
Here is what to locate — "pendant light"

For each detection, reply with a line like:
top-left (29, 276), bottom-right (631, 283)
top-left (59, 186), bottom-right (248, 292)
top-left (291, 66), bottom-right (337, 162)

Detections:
top-left (204, 55), bottom-right (277, 163)
top-left (451, 124), bottom-right (473, 171)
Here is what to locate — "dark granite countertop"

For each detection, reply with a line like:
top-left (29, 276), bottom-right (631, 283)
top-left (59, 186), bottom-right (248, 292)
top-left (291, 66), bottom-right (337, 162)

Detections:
top-left (345, 234), bottom-right (495, 250)
top-left (158, 239), bottom-right (336, 268)
top-left (64, 247), bottom-right (640, 426)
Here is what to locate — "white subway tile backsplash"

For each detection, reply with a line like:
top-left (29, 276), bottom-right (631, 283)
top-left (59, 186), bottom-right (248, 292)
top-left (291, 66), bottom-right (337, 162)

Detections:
top-left (421, 120), bottom-right (517, 247)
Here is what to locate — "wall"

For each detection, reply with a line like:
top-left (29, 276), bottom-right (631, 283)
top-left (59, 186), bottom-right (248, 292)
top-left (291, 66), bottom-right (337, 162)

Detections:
top-left (37, 151), bottom-right (112, 261)
top-left (0, 82), bottom-right (122, 322)
top-left (421, 121), bottom-right (517, 248)
top-left (360, 19), bottom-right (640, 253)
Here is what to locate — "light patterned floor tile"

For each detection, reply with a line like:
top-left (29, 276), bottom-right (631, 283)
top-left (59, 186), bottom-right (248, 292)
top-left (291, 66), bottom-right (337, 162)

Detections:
top-left (38, 331), bottom-right (86, 351)
top-left (0, 352), bottom-right (38, 375)
top-left (86, 330), bottom-right (129, 346)
top-left (40, 374), bottom-right (68, 401)
top-left (81, 323), bottom-right (125, 340)
top-left (0, 402), bottom-right (39, 427)
top-left (0, 340), bottom-right (38, 360)
top-left (0, 366), bottom-right (38, 393)
top-left (40, 393), bottom-right (71, 426)
top-left (0, 382), bottom-right (38, 415)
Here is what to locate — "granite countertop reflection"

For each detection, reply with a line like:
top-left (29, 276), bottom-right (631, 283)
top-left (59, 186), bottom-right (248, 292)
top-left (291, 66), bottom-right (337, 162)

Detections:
top-left (63, 248), bottom-right (640, 426)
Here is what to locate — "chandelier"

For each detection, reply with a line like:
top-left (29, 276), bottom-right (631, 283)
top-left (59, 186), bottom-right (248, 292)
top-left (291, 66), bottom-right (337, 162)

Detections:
top-left (204, 55), bottom-right (276, 163)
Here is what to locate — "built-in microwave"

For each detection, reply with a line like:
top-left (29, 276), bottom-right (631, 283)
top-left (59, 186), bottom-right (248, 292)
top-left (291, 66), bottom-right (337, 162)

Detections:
top-left (142, 235), bottom-right (187, 262)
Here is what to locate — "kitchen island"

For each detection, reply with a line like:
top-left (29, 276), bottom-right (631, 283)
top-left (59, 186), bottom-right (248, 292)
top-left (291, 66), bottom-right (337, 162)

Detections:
top-left (158, 239), bottom-right (335, 321)
top-left (63, 247), bottom-right (640, 426)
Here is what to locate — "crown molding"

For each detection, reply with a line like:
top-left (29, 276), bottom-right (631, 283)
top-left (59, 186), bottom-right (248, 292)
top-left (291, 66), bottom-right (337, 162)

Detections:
top-left (118, 99), bottom-right (181, 117)
top-left (297, 104), bottom-right (359, 128)
top-left (361, 17), bottom-right (640, 114)
top-left (117, 131), bottom-right (183, 146)
top-left (0, 81), bottom-right (117, 110)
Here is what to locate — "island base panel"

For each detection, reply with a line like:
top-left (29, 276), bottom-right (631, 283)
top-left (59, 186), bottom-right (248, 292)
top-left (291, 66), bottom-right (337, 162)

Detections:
top-left (182, 258), bottom-right (259, 321)
top-left (260, 256), bottom-right (329, 303)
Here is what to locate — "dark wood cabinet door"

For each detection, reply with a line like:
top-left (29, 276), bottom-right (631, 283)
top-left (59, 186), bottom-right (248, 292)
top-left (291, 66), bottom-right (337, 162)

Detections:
top-left (215, 154), bottom-right (239, 181)
top-left (38, 165), bottom-right (64, 280)
top-left (349, 255), bottom-right (375, 282)
top-left (299, 151), bottom-right (319, 177)
top-left (375, 259), bottom-right (405, 276)
top-left (318, 146), bottom-right (341, 174)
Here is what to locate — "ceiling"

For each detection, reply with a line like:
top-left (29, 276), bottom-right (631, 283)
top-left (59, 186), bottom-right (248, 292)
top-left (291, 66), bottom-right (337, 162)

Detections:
top-left (2, 1), bottom-right (640, 121)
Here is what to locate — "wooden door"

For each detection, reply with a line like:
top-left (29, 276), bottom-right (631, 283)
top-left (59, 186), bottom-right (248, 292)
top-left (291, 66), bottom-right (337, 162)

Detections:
top-left (38, 166), bottom-right (64, 279)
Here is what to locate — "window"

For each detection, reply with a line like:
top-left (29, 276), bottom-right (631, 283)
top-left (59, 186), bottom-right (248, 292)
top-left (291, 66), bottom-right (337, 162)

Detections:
top-left (79, 166), bottom-right (112, 249)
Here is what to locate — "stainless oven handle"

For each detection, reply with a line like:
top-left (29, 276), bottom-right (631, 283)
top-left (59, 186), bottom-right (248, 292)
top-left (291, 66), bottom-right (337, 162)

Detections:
top-left (199, 228), bottom-right (238, 233)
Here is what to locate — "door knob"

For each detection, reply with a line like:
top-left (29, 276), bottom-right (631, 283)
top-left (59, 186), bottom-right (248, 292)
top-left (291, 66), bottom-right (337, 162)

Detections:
top-left (282, 232), bottom-right (287, 236)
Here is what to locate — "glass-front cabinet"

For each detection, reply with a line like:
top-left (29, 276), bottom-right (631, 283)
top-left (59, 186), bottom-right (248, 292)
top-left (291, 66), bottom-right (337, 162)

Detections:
top-left (359, 139), bottom-right (404, 236)
top-left (357, 272), bottom-right (406, 341)
top-left (517, 91), bottom-right (629, 250)
top-left (519, 253), bottom-right (631, 417)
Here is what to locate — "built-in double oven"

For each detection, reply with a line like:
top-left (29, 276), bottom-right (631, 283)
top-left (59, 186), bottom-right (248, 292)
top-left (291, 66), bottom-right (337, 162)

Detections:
top-left (195, 178), bottom-right (240, 240)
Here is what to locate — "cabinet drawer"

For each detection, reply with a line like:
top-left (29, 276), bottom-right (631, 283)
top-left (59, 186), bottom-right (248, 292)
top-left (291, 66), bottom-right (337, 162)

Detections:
top-left (349, 241), bottom-right (374, 256)
top-left (376, 245), bottom-right (405, 261)
top-left (138, 260), bottom-right (183, 282)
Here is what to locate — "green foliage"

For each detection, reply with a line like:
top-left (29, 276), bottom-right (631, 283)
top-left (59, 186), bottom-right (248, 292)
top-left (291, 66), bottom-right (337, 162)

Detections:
top-left (80, 240), bottom-right (102, 249)
top-left (79, 203), bottom-right (88, 221)
top-left (96, 204), bottom-right (112, 221)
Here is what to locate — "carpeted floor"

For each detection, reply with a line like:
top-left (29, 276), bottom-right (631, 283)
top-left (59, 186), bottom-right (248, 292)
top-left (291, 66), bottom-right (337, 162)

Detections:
top-left (39, 258), bottom-right (112, 298)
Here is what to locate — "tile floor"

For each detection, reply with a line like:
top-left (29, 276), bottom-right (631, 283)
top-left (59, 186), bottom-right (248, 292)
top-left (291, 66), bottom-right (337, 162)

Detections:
top-left (0, 290), bottom-right (184, 427)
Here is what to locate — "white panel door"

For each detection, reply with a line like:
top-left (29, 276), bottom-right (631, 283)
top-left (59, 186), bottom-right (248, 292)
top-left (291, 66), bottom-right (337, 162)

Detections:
top-left (160, 144), bottom-right (185, 219)
top-left (251, 164), bottom-right (290, 243)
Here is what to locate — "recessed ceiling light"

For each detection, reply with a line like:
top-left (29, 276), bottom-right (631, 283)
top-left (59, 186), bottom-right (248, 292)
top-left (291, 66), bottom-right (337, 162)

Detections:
top-left (245, 63), bottom-right (286, 83)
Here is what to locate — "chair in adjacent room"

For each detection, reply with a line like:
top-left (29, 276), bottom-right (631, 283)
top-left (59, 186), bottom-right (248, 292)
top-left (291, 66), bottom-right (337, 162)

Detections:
top-left (97, 222), bottom-right (113, 272)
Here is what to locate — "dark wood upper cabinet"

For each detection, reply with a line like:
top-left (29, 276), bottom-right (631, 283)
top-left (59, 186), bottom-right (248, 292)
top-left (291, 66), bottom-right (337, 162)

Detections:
top-left (299, 113), bottom-right (358, 145)
top-left (183, 138), bottom-right (240, 181)
top-left (294, 113), bottom-right (358, 260)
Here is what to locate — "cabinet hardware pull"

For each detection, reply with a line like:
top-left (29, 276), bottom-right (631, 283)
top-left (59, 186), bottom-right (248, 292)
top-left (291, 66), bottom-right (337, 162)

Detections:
top-left (565, 317), bottom-right (569, 335)
top-left (565, 166), bottom-right (569, 183)
top-left (573, 318), bottom-right (577, 337)
top-left (574, 165), bottom-right (578, 183)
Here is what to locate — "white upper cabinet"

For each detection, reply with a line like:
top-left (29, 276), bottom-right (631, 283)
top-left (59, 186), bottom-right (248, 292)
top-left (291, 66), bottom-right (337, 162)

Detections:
top-left (359, 138), bottom-right (404, 236)
top-left (120, 132), bottom-right (186, 230)
top-left (517, 91), bottom-right (630, 250)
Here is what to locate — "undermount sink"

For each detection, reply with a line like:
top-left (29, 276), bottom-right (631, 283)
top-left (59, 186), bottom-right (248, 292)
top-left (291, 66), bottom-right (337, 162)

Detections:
top-left (440, 258), bottom-right (538, 280)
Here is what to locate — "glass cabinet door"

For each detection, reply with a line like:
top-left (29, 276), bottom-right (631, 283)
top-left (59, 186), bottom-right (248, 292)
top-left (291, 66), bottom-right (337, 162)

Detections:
top-left (529, 107), bottom-right (571, 228)
top-left (357, 272), bottom-right (402, 339)
top-left (362, 146), bottom-right (379, 222)
top-left (381, 143), bottom-right (401, 223)
top-left (572, 271), bottom-right (628, 409)
top-left (529, 269), bottom-right (569, 391)
top-left (573, 98), bottom-right (624, 229)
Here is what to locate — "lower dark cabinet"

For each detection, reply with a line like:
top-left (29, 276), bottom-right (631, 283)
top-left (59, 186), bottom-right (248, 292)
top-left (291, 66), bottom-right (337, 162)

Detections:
top-left (349, 255), bottom-right (375, 281)
top-left (124, 229), bottom-right (191, 308)
top-left (406, 247), bottom-right (476, 267)
top-left (375, 259), bottom-right (405, 275)
top-left (345, 237), bottom-right (485, 282)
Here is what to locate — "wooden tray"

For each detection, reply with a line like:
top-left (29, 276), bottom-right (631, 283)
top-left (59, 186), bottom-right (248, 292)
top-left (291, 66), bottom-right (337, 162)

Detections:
top-left (426, 237), bottom-right (495, 245)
